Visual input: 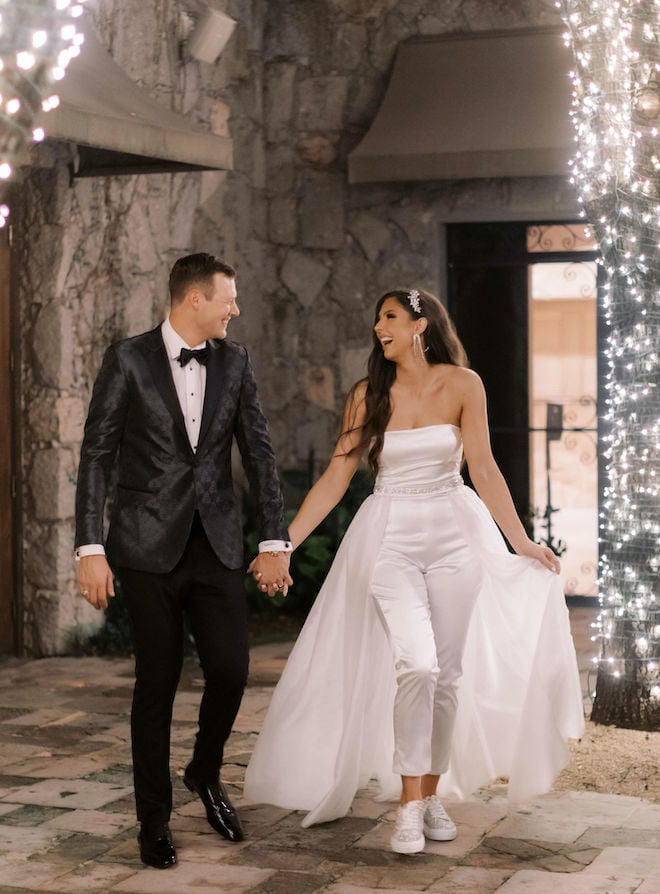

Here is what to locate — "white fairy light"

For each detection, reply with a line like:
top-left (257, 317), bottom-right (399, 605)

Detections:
top-left (0, 0), bottom-right (88, 222)
top-left (42, 95), bottom-right (60, 112)
top-left (560, 0), bottom-right (659, 730)
top-left (16, 51), bottom-right (36, 70)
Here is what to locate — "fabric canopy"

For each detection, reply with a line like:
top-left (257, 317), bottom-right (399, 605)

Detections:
top-left (348, 29), bottom-right (573, 183)
top-left (35, 30), bottom-right (232, 176)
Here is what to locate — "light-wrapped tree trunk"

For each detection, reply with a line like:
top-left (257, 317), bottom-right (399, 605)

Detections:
top-left (561, 0), bottom-right (659, 730)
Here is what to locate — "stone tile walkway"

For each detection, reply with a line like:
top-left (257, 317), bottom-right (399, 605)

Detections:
top-left (0, 607), bottom-right (658, 893)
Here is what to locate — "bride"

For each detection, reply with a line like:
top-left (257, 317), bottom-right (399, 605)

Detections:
top-left (245, 288), bottom-right (584, 854)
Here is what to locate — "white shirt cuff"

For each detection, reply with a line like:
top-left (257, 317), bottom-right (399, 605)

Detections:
top-left (75, 544), bottom-right (106, 561)
top-left (258, 539), bottom-right (292, 553)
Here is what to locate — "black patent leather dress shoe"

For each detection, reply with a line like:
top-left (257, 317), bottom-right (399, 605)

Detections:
top-left (183, 775), bottom-right (245, 841)
top-left (138, 823), bottom-right (177, 869)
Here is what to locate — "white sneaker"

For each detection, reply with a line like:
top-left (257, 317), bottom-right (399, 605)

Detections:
top-left (423, 795), bottom-right (457, 841)
top-left (390, 799), bottom-right (426, 854)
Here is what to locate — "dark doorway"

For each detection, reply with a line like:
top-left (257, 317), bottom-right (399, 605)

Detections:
top-left (447, 222), bottom-right (603, 596)
top-left (0, 227), bottom-right (16, 652)
top-left (447, 222), bottom-right (531, 531)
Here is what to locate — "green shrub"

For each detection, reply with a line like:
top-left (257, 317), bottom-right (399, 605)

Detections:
top-left (243, 467), bottom-right (373, 619)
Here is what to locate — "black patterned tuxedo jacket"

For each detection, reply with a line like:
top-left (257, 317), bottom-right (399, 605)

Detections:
top-left (75, 326), bottom-right (288, 573)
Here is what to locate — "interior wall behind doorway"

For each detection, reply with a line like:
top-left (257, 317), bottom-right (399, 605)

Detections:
top-left (529, 262), bottom-right (599, 595)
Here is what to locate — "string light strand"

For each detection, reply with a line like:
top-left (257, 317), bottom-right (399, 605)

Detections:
top-left (0, 0), bottom-right (88, 225)
top-left (559, 0), bottom-right (659, 729)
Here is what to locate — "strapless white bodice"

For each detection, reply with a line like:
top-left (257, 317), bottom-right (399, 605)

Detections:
top-left (374, 424), bottom-right (463, 495)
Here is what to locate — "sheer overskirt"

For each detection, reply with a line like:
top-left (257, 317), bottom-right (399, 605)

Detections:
top-left (244, 482), bottom-right (584, 827)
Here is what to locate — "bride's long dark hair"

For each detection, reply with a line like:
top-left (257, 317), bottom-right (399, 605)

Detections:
top-left (345, 288), bottom-right (468, 476)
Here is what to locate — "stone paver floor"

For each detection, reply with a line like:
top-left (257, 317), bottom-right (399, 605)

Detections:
top-left (0, 607), bottom-right (659, 893)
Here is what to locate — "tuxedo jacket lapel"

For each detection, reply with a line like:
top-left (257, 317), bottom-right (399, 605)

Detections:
top-left (144, 328), bottom-right (191, 450)
top-left (198, 339), bottom-right (229, 451)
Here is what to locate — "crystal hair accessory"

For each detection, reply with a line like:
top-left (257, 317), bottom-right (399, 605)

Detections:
top-left (408, 289), bottom-right (421, 314)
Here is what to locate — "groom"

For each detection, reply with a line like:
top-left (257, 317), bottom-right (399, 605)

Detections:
top-left (75, 253), bottom-right (292, 868)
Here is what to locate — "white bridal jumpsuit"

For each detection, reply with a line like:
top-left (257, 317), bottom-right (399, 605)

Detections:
top-left (245, 424), bottom-right (584, 826)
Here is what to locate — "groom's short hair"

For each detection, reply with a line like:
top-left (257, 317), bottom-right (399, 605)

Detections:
top-left (169, 253), bottom-right (236, 305)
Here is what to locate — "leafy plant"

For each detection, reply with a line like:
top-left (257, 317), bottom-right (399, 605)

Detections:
top-left (243, 467), bottom-right (373, 619)
top-left (529, 503), bottom-right (568, 557)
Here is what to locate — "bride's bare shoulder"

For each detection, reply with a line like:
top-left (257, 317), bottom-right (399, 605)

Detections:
top-left (444, 365), bottom-right (483, 393)
top-left (341, 378), bottom-right (368, 430)
top-left (347, 377), bottom-right (368, 405)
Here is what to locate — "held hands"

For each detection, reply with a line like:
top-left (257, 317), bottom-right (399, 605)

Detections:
top-left (247, 552), bottom-right (293, 598)
top-left (77, 555), bottom-right (116, 610)
top-left (516, 539), bottom-right (561, 575)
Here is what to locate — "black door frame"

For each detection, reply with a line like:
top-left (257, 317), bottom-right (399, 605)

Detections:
top-left (447, 220), bottom-right (603, 584)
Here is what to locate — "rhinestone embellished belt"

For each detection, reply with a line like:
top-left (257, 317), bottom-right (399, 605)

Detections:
top-left (373, 476), bottom-right (463, 497)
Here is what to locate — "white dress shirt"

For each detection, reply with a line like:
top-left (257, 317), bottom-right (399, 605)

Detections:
top-left (161, 316), bottom-right (206, 452)
top-left (76, 318), bottom-right (291, 559)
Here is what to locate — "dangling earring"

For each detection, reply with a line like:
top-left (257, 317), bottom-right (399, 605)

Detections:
top-left (413, 332), bottom-right (425, 361)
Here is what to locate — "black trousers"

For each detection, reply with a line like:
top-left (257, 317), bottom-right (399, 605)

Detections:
top-left (117, 514), bottom-right (249, 826)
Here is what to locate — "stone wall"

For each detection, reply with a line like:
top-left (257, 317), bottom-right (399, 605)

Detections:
top-left (244, 0), bottom-right (578, 469)
top-left (14, 0), bottom-right (580, 654)
top-left (14, 0), bottom-right (253, 654)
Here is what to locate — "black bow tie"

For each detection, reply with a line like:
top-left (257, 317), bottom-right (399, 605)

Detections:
top-left (178, 346), bottom-right (209, 367)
